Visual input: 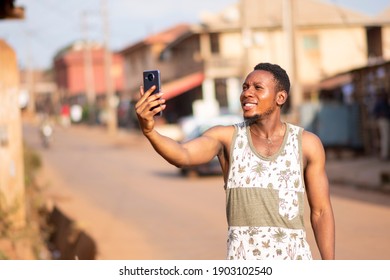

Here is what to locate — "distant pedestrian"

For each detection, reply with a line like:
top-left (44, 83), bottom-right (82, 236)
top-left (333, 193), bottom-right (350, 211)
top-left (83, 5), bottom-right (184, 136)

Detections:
top-left (373, 89), bottom-right (390, 160)
top-left (60, 104), bottom-right (71, 127)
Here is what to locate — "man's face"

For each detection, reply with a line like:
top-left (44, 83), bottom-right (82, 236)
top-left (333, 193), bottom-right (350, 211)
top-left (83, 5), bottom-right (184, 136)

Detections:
top-left (240, 70), bottom-right (278, 122)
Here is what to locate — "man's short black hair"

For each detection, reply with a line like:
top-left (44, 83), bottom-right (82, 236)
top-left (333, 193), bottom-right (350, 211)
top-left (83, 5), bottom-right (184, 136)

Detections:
top-left (254, 62), bottom-right (290, 95)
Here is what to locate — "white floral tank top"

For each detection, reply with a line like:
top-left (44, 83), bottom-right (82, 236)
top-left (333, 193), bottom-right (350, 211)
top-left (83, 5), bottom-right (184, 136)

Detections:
top-left (225, 122), bottom-right (312, 260)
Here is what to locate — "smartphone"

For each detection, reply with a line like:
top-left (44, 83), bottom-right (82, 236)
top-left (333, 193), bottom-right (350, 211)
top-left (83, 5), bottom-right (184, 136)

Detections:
top-left (143, 69), bottom-right (162, 116)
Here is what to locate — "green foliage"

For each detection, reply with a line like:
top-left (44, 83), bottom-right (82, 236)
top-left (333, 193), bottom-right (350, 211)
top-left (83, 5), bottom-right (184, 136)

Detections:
top-left (0, 192), bottom-right (21, 238)
top-left (23, 143), bottom-right (42, 187)
top-left (0, 143), bottom-right (50, 259)
top-left (0, 250), bottom-right (9, 260)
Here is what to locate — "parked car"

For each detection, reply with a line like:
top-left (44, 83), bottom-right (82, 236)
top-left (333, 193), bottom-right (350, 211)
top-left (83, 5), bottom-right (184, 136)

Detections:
top-left (117, 99), bottom-right (131, 127)
top-left (178, 114), bottom-right (243, 177)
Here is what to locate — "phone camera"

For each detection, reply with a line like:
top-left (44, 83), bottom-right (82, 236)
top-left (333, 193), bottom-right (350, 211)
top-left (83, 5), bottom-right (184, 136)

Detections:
top-left (147, 73), bottom-right (154, 81)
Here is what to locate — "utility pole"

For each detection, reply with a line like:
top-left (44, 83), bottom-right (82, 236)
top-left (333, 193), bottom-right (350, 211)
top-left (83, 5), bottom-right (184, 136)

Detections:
top-left (25, 30), bottom-right (36, 118)
top-left (283, 0), bottom-right (302, 124)
top-left (101, 0), bottom-right (117, 136)
top-left (81, 11), bottom-right (96, 123)
top-left (240, 0), bottom-right (253, 77)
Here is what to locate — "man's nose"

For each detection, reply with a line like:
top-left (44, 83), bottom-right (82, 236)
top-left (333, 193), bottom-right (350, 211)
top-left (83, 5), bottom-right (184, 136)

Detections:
top-left (242, 87), bottom-right (254, 96)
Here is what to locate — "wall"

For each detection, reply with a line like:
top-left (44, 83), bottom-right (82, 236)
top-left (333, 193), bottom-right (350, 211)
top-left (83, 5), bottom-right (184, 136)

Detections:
top-left (383, 26), bottom-right (390, 60)
top-left (317, 28), bottom-right (367, 77)
top-left (0, 39), bottom-right (26, 229)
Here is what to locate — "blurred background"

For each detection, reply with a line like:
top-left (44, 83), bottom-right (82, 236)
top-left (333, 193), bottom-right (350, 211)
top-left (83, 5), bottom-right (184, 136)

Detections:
top-left (0, 0), bottom-right (389, 260)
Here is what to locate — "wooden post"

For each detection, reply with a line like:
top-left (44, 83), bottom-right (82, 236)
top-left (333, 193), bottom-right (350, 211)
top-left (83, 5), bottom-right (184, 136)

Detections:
top-left (0, 39), bottom-right (26, 229)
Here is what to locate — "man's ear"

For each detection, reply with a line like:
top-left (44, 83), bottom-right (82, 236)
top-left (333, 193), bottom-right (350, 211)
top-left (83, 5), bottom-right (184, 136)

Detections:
top-left (276, 90), bottom-right (288, 106)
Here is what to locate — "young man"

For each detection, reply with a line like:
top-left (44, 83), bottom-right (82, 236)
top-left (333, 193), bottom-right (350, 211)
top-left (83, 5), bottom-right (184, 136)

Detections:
top-left (135, 62), bottom-right (335, 260)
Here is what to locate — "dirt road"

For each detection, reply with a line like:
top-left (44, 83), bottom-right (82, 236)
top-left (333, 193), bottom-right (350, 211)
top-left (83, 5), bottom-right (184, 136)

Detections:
top-left (24, 122), bottom-right (227, 259)
top-left (23, 121), bottom-right (390, 260)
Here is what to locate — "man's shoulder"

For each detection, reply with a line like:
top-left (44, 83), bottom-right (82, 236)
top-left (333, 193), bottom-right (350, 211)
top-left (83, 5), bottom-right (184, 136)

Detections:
top-left (285, 122), bottom-right (304, 136)
top-left (234, 121), bottom-right (247, 129)
top-left (286, 122), bottom-right (302, 129)
top-left (301, 129), bottom-right (325, 158)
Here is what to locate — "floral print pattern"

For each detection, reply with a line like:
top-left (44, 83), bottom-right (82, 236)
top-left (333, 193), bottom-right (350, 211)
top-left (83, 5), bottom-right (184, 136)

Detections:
top-left (226, 122), bottom-right (312, 260)
top-left (227, 226), bottom-right (312, 260)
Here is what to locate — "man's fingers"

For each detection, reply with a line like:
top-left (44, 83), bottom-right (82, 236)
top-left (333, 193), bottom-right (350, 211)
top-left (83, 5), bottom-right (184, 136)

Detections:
top-left (136, 85), bottom-right (154, 107)
top-left (139, 85), bottom-right (155, 98)
top-left (139, 85), bottom-right (145, 96)
top-left (136, 92), bottom-right (165, 117)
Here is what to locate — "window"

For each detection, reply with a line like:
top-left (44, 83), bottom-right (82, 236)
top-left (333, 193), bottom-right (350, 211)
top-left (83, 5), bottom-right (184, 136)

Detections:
top-left (210, 33), bottom-right (220, 54)
top-left (366, 26), bottom-right (383, 59)
top-left (215, 78), bottom-right (228, 107)
top-left (303, 35), bottom-right (319, 51)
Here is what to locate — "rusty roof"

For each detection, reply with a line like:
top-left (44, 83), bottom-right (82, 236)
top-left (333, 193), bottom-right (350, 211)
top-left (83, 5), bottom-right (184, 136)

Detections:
top-left (120, 23), bottom-right (192, 54)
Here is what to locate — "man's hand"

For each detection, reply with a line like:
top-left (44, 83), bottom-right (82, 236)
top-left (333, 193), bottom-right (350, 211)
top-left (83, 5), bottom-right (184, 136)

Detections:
top-left (135, 85), bottom-right (166, 136)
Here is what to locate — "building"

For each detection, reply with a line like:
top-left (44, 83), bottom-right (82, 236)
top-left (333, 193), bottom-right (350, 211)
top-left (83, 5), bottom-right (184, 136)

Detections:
top-left (0, 1), bottom-right (26, 232)
top-left (121, 0), bottom-right (390, 128)
top-left (305, 7), bottom-right (390, 155)
top-left (372, 6), bottom-right (390, 60)
top-left (196, 0), bottom-right (390, 119)
top-left (19, 69), bottom-right (57, 115)
top-left (120, 24), bottom-right (206, 124)
top-left (0, 39), bottom-right (26, 229)
top-left (0, 0), bottom-right (24, 19)
top-left (53, 41), bottom-right (124, 108)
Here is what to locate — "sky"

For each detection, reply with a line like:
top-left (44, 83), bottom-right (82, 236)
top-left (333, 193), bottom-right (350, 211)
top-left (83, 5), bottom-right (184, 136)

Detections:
top-left (0, 0), bottom-right (389, 70)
